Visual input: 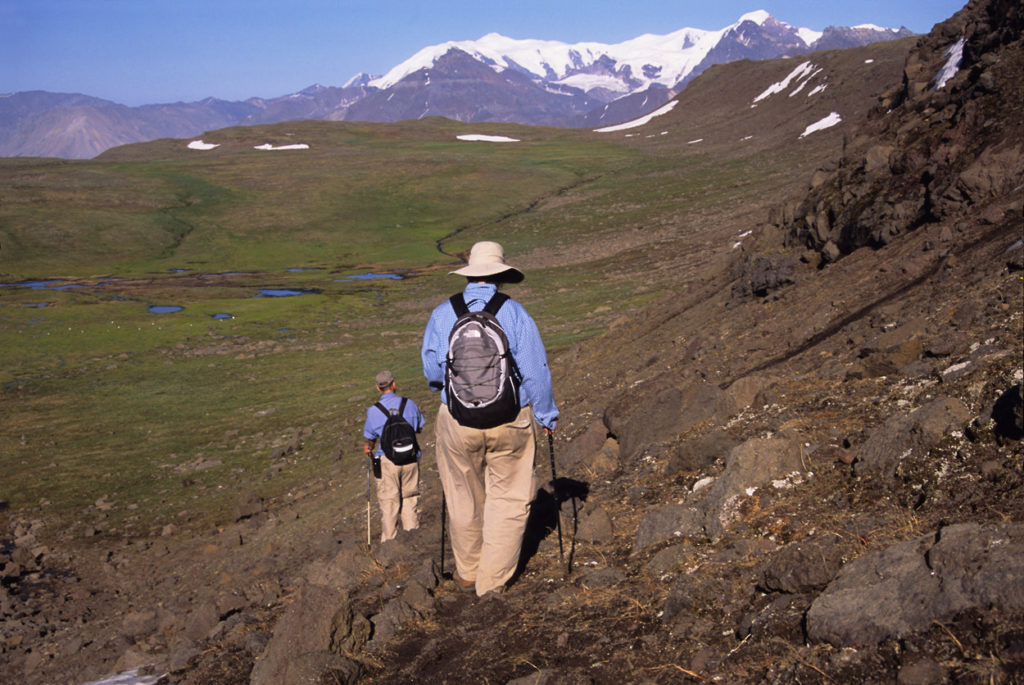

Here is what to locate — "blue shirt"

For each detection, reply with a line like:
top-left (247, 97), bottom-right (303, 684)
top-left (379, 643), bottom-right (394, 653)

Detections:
top-left (421, 282), bottom-right (558, 430)
top-left (363, 392), bottom-right (425, 458)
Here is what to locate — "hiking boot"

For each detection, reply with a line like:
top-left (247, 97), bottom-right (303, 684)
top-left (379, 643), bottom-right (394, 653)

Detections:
top-left (453, 573), bottom-right (475, 593)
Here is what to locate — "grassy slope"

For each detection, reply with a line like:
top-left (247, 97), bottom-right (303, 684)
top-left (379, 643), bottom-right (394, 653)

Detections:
top-left (0, 41), bottom-right (909, 537)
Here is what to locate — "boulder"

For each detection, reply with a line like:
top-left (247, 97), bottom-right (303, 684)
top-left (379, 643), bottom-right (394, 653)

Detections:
top-left (250, 584), bottom-right (370, 685)
top-left (645, 543), bottom-right (694, 579)
top-left (666, 431), bottom-right (738, 475)
top-left (723, 374), bottom-right (774, 412)
top-left (574, 503), bottom-right (614, 544)
top-left (699, 430), bottom-right (808, 540)
top-left (633, 504), bottom-right (705, 552)
top-left (736, 593), bottom-right (812, 643)
top-left (400, 580), bottom-right (435, 614)
top-left (897, 659), bottom-right (951, 685)
top-left (859, 317), bottom-right (928, 376)
top-left (277, 652), bottom-right (363, 685)
top-left (807, 522), bottom-right (1024, 647)
top-left (590, 437), bottom-right (621, 476)
top-left (121, 609), bottom-right (158, 639)
top-left (854, 397), bottom-right (972, 477)
top-left (305, 544), bottom-right (374, 588)
top-left (183, 601), bottom-right (219, 642)
top-left (604, 380), bottom-right (731, 461)
top-left (232, 491), bottom-right (266, 522)
top-left (559, 420), bottom-right (609, 475)
top-left (761, 534), bottom-right (849, 594)
top-left (576, 566), bottom-right (626, 589)
top-left (367, 597), bottom-right (419, 649)
top-left (864, 144), bottom-right (894, 174)
top-left (753, 254), bottom-right (798, 295)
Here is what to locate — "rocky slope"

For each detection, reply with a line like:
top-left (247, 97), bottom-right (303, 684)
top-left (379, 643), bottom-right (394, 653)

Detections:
top-left (1, 1), bottom-right (1021, 683)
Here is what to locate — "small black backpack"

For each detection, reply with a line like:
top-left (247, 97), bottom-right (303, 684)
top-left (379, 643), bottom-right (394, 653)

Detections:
top-left (444, 292), bottom-right (522, 429)
top-left (375, 398), bottom-right (419, 465)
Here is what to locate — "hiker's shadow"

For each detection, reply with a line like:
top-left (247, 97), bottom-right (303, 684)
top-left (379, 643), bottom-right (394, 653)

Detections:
top-left (516, 477), bottom-right (589, 580)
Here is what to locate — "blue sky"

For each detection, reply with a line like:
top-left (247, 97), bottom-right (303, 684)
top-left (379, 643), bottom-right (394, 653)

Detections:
top-left (3, 0), bottom-right (967, 106)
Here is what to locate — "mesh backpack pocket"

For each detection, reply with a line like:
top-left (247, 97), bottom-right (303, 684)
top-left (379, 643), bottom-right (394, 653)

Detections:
top-left (444, 293), bottom-right (521, 429)
top-left (375, 398), bottom-right (419, 465)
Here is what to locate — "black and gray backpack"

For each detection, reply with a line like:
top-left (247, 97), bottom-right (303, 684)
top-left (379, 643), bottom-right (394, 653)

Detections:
top-left (374, 398), bottom-right (419, 465)
top-left (444, 292), bottom-right (522, 429)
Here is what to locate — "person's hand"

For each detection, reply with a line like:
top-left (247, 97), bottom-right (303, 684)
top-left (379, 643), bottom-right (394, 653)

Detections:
top-left (363, 442), bottom-right (373, 455)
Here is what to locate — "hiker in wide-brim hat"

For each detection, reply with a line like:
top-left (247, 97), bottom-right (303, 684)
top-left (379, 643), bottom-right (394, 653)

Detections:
top-left (449, 240), bottom-right (525, 283)
top-left (423, 240), bottom-right (557, 598)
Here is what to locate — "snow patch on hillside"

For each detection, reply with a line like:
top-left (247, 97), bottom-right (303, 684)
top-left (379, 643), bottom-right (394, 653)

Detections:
top-left (254, 143), bottom-right (309, 150)
top-left (456, 134), bottom-right (520, 143)
top-left (752, 61), bottom-right (819, 103)
top-left (83, 667), bottom-right (162, 685)
top-left (594, 100), bottom-right (678, 133)
top-left (187, 140), bottom-right (219, 150)
top-left (934, 38), bottom-right (966, 90)
top-left (799, 112), bottom-right (842, 138)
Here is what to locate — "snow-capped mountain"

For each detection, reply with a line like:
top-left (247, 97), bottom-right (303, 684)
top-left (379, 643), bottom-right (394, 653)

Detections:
top-left (1, 10), bottom-right (914, 158)
top-left (366, 11), bottom-right (907, 105)
top-left (351, 10), bottom-right (910, 128)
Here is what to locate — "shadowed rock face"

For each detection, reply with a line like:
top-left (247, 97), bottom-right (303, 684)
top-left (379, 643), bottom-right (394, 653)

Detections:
top-left (767, 0), bottom-right (1024, 266)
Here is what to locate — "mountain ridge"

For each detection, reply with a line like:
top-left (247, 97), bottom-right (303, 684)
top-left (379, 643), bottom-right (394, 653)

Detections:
top-left (2, 10), bottom-right (913, 159)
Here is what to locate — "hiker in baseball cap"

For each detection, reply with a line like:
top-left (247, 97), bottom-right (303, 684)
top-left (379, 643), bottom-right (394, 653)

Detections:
top-left (362, 370), bottom-right (425, 542)
top-left (375, 369), bottom-right (395, 389)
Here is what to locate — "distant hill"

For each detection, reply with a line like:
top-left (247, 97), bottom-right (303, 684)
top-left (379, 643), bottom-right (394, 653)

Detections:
top-left (1, 11), bottom-right (913, 159)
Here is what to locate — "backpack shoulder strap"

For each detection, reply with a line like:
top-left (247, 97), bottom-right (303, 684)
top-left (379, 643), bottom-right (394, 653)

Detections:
top-left (398, 397), bottom-right (408, 417)
top-left (449, 293), bottom-right (468, 317)
top-left (374, 402), bottom-right (392, 418)
top-left (483, 292), bottom-right (510, 316)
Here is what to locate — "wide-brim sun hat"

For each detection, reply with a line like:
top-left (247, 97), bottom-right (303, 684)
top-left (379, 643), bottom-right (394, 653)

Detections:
top-left (450, 241), bottom-right (524, 283)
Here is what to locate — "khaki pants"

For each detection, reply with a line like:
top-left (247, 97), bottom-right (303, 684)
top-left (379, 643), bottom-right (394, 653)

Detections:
top-left (435, 403), bottom-right (536, 596)
top-left (375, 458), bottom-right (420, 542)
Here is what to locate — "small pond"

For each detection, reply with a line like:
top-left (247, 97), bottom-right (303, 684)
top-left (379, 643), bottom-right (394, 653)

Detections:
top-left (336, 272), bottom-right (404, 282)
top-left (255, 288), bottom-right (320, 297)
top-left (1, 280), bottom-right (64, 290)
top-left (148, 305), bottom-right (184, 314)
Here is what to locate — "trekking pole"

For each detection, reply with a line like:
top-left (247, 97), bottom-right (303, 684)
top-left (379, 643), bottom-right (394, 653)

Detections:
top-left (365, 455), bottom-right (372, 548)
top-left (440, 491), bottom-right (447, 578)
top-left (547, 431), bottom-right (564, 569)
